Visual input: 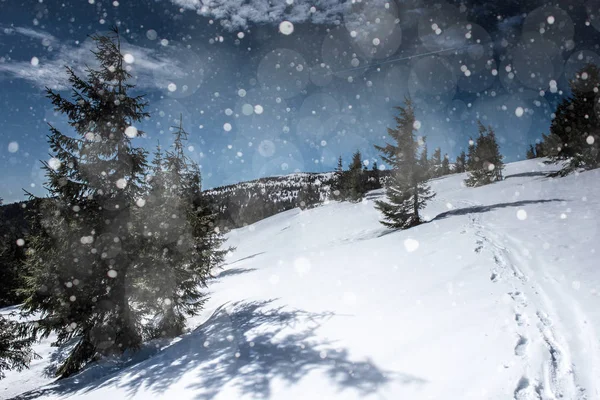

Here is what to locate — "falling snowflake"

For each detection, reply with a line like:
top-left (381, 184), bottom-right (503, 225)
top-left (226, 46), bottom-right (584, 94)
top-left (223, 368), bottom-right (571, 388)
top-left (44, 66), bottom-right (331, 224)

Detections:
top-left (125, 126), bottom-right (138, 138)
top-left (279, 21), bottom-right (294, 35)
top-left (404, 238), bottom-right (419, 252)
top-left (515, 107), bottom-right (524, 117)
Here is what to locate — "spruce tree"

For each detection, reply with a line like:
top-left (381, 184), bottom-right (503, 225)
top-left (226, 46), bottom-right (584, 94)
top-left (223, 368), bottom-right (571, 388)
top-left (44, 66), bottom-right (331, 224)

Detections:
top-left (0, 315), bottom-right (38, 379)
top-left (466, 137), bottom-right (477, 171)
top-left (371, 161), bottom-right (381, 189)
top-left (332, 156), bottom-right (345, 200)
top-left (298, 181), bottom-right (320, 210)
top-left (534, 141), bottom-right (544, 159)
top-left (487, 126), bottom-right (504, 181)
top-left (140, 116), bottom-right (227, 338)
top-left (347, 150), bottom-right (366, 202)
top-left (526, 144), bottom-right (536, 159)
top-left (547, 63), bottom-right (600, 174)
top-left (0, 197), bottom-right (37, 379)
top-left (375, 98), bottom-right (434, 229)
top-left (441, 154), bottom-right (451, 175)
top-left (455, 151), bottom-right (467, 173)
top-left (431, 148), bottom-right (442, 177)
top-left (464, 122), bottom-right (504, 187)
top-left (21, 28), bottom-right (149, 378)
top-left (418, 141), bottom-right (431, 179)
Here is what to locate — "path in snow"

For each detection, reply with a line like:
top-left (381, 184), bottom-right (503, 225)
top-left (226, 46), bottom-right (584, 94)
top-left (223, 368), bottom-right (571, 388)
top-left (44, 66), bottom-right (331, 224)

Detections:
top-left (459, 200), bottom-right (590, 399)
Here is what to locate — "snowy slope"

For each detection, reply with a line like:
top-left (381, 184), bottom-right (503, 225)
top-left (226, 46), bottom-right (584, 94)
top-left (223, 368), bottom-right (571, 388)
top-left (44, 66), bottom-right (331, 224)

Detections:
top-left (3, 159), bottom-right (600, 400)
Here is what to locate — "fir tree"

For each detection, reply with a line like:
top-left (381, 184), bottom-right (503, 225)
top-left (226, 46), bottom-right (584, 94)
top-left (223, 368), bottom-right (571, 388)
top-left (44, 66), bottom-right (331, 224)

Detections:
top-left (331, 156), bottom-right (345, 200)
top-left (370, 161), bottom-right (381, 189)
top-left (534, 141), bottom-right (544, 159)
top-left (431, 148), bottom-right (442, 177)
top-left (441, 154), bottom-right (451, 175)
top-left (347, 150), bottom-right (366, 202)
top-left (466, 137), bottom-right (477, 171)
top-left (0, 314), bottom-right (38, 379)
top-left (464, 122), bottom-right (504, 187)
top-left (140, 116), bottom-right (228, 339)
top-left (298, 181), bottom-right (321, 210)
top-left (526, 144), bottom-right (536, 159)
top-left (455, 151), bottom-right (467, 173)
top-left (21, 28), bottom-right (149, 378)
top-left (0, 197), bottom-right (37, 379)
top-left (547, 63), bottom-right (600, 175)
top-left (374, 98), bottom-right (435, 229)
top-left (539, 133), bottom-right (562, 158)
top-left (418, 141), bottom-right (431, 179)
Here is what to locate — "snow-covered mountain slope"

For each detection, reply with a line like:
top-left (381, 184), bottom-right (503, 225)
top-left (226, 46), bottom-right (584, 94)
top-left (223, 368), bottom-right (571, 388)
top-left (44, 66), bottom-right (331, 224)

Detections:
top-left (3, 159), bottom-right (600, 400)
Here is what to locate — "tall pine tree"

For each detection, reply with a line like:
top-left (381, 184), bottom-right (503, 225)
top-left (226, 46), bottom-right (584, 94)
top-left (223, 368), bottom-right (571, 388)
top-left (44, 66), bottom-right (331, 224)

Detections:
top-left (0, 198), bottom-right (37, 379)
top-left (455, 151), bottom-right (467, 173)
top-left (0, 314), bottom-right (38, 379)
top-left (430, 148), bottom-right (442, 177)
top-left (546, 63), bottom-right (600, 174)
top-left (139, 116), bottom-right (228, 338)
top-left (21, 28), bottom-right (149, 378)
top-left (526, 144), bottom-right (536, 159)
top-left (441, 154), bottom-right (451, 175)
top-left (375, 98), bottom-right (434, 229)
top-left (347, 150), bottom-right (366, 202)
top-left (331, 156), bottom-right (345, 200)
top-left (465, 122), bottom-right (504, 187)
top-left (418, 141), bottom-right (431, 179)
top-left (370, 161), bottom-right (381, 190)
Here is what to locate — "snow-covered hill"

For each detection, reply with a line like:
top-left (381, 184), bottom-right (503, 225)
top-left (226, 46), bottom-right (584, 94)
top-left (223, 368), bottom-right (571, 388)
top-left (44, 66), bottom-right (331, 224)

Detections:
top-left (3, 159), bottom-right (600, 400)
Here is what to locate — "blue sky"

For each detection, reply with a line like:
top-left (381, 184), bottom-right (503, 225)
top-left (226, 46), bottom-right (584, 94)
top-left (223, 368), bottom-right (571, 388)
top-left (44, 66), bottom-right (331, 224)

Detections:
top-left (1, 0), bottom-right (599, 203)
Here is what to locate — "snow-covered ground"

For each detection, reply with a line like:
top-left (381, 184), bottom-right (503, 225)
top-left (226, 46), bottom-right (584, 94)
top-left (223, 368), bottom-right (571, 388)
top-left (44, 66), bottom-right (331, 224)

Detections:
top-left (3, 159), bottom-right (600, 400)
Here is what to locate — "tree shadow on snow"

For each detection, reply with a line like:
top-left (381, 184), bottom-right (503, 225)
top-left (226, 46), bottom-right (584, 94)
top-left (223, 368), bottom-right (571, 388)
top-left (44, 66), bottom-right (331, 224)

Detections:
top-left (504, 171), bottom-right (552, 179)
top-left (210, 267), bottom-right (258, 281)
top-left (432, 199), bottom-right (563, 221)
top-left (12, 300), bottom-right (425, 400)
top-left (223, 252), bottom-right (266, 267)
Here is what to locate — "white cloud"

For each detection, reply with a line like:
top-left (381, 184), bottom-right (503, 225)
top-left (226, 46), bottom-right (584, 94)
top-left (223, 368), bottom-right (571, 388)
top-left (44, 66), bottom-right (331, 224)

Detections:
top-left (0, 28), bottom-right (199, 92)
top-left (1, 26), bottom-right (59, 44)
top-left (171, 0), bottom-right (353, 30)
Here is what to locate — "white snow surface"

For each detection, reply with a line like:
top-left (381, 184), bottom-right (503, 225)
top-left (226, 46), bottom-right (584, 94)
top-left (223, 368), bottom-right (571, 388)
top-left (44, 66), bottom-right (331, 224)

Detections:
top-left (3, 159), bottom-right (600, 400)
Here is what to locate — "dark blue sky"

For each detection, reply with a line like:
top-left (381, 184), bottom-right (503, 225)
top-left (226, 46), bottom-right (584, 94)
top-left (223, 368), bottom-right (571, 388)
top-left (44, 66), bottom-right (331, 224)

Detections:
top-left (1, 0), bottom-right (600, 203)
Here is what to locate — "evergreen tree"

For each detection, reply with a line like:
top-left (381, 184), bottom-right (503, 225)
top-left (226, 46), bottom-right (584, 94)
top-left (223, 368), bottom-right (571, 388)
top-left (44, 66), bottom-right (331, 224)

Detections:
top-left (140, 116), bottom-right (228, 339)
top-left (431, 148), bottom-right (442, 177)
top-left (466, 137), bottom-right (477, 171)
top-left (331, 156), bottom-right (345, 200)
top-left (455, 151), bottom-right (467, 173)
top-left (526, 144), bottom-right (536, 159)
top-left (441, 154), bottom-right (451, 175)
top-left (21, 28), bottom-right (149, 378)
top-left (418, 141), bottom-right (430, 179)
top-left (370, 161), bottom-right (381, 190)
top-left (547, 63), bottom-right (600, 174)
top-left (298, 181), bottom-right (321, 210)
top-left (487, 126), bottom-right (504, 181)
top-left (539, 132), bottom-right (562, 158)
top-left (346, 150), bottom-right (366, 202)
top-left (464, 122), bottom-right (505, 187)
top-left (0, 314), bottom-right (38, 379)
top-left (0, 198), bottom-right (38, 380)
top-left (374, 98), bottom-right (434, 229)
top-left (534, 141), bottom-right (544, 159)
